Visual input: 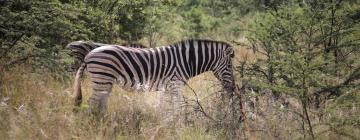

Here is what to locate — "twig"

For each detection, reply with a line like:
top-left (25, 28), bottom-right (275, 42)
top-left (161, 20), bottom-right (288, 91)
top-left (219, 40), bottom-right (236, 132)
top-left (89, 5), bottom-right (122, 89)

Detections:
top-left (182, 80), bottom-right (217, 122)
top-left (0, 33), bottom-right (25, 59)
top-left (234, 84), bottom-right (256, 140)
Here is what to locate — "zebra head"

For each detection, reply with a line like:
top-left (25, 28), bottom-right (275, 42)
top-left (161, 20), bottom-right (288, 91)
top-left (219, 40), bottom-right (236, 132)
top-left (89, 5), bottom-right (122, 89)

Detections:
top-left (66, 41), bottom-right (86, 71)
top-left (66, 41), bottom-right (146, 73)
top-left (213, 44), bottom-right (235, 95)
top-left (66, 41), bottom-right (98, 72)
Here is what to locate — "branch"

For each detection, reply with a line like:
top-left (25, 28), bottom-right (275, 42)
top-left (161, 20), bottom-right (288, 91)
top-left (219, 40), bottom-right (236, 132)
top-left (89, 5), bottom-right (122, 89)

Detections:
top-left (249, 64), bottom-right (269, 79)
top-left (4, 54), bottom-right (43, 68)
top-left (231, 40), bottom-right (250, 47)
top-left (343, 66), bottom-right (360, 85)
top-left (234, 84), bottom-right (246, 122)
top-left (313, 64), bottom-right (360, 98)
top-left (182, 81), bottom-right (217, 122)
top-left (0, 33), bottom-right (25, 59)
top-left (324, 122), bottom-right (358, 140)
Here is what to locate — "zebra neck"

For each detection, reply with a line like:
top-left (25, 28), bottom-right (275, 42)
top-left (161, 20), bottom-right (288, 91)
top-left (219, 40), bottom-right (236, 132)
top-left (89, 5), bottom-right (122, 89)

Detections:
top-left (176, 41), bottom-right (219, 80)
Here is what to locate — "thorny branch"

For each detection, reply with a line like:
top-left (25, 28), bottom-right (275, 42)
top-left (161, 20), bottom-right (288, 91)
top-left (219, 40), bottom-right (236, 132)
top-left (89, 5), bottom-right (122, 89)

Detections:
top-left (182, 81), bottom-right (217, 122)
top-left (180, 77), bottom-right (248, 126)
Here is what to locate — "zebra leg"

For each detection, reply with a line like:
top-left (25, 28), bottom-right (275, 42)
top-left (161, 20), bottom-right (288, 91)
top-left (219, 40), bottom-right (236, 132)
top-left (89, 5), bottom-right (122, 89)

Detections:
top-left (88, 83), bottom-right (113, 117)
top-left (161, 80), bottom-right (184, 125)
top-left (171, 87), bottom-right (183, 125)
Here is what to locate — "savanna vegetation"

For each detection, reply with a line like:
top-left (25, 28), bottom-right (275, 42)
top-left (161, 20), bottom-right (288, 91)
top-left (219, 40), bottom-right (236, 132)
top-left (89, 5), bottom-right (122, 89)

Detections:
top-left (1, 0), bottom-right (359, 139)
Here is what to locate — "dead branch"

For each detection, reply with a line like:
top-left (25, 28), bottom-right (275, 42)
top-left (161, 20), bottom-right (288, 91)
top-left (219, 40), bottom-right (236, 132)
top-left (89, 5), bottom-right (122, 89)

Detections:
top-left (182, 81), bottom-right (217, 122)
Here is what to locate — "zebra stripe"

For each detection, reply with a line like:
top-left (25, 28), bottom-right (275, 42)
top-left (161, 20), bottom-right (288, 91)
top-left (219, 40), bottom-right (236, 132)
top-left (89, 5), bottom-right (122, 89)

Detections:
top-left (66, 41), bottom-right (146, 72)
top-left (73, 39), bottom-right (235, 116)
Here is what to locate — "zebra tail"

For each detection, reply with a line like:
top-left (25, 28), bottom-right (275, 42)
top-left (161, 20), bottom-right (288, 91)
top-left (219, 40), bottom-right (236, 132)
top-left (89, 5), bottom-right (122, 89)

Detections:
top-left (74, 63), bottom-right (86, 107)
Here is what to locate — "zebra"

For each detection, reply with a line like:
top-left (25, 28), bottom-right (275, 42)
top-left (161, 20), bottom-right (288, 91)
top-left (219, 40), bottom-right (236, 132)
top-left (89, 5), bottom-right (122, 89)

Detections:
top-left (66, 41), bottom-right (146, 72)
top-left (73, 39), bottom-right (235, 117)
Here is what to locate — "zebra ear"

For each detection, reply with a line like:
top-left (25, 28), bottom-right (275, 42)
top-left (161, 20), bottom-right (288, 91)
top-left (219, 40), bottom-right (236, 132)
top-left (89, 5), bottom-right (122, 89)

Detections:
top-left (225, 47), bottom-right (235, 58)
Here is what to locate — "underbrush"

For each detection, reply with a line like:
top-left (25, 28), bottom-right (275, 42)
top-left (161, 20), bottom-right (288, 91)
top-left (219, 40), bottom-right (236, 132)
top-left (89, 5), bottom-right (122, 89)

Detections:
top-left (0, 68), bottom-right (227, 139)
top-left (0, 68), bottom-right (359, 139)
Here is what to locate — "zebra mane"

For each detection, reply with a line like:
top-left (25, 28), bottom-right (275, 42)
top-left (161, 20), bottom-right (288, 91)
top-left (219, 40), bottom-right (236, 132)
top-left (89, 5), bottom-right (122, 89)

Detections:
top-left (66, 40), bottom-right (99, 49)
top-left (120, 43), bottom-right (147, 48)
top-left (66, 41), bottom-right (147, 49)
top-left (171, 39), bottom-right (233, 48)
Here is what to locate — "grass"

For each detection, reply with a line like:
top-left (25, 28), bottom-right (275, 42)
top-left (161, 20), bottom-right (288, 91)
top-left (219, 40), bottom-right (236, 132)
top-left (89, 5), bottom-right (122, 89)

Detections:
top-left (0, 48), bottom-right (359, 139)
top-left (0, 67), bottom-right (228, 139)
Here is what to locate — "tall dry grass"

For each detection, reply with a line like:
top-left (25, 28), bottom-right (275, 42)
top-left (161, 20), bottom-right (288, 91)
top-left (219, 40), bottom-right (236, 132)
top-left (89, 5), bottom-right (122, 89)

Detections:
top-left (1, 46), bottom-right (359, 140)
top-left (0, 66), bottom-right (228, 139)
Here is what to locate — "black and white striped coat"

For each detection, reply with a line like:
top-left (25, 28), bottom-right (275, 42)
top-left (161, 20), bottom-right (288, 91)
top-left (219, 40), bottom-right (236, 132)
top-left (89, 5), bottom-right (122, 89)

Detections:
top-left (66, 41), bottom-right (146, 72)
top-left (74, 39), bottom-right (235, 115)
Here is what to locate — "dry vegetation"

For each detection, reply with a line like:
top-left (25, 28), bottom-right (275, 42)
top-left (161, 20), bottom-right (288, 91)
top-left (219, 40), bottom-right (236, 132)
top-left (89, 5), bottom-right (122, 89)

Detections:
top-left (0, 67), bottom-right (226, 139)
top-left (1, 48), bottom-right (359, 140)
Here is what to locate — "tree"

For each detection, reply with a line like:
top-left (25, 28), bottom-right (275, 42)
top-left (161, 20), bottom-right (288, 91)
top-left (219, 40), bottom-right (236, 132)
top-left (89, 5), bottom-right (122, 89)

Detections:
top-left (0, 0), bottom-right (108, 72)
top-left (246, 1), bottom-right (360, 138)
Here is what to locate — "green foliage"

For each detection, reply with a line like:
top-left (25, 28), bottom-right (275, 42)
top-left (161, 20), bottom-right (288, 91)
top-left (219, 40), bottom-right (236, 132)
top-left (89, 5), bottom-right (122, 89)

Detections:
top-left (0, 0), bottom-right (106, 73)
top-left (246, 1), bottom-right (360, 138)
top-left (247, 1), bottom-right (360, 96)
top-left (114, 1), bottom-right (148, 42)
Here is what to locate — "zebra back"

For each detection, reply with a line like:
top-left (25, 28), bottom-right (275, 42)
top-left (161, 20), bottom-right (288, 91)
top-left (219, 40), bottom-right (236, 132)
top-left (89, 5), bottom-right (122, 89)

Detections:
top-left (120, 43), bottom-right (147, 48)
top-left (66, 41), bottom-right (147, 72)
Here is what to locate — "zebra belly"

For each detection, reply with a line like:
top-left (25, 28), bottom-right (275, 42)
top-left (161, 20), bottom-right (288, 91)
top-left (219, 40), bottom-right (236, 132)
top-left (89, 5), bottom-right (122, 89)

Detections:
top-left (115, 75), bottom-right (171, 92)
